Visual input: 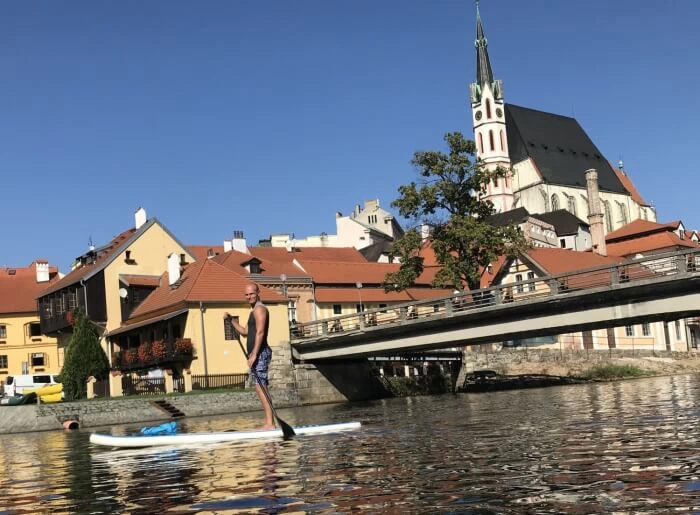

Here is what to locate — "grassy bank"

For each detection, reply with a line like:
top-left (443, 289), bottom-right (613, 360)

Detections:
top-left (580, 364), bottom-right (650, 381)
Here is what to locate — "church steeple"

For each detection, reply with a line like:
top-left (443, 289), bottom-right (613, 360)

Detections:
top-left (475, 1), bottom-right (494, 87)
top-left (469, 1), bottom-right (512, 213)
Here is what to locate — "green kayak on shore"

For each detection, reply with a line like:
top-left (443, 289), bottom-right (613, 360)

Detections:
top-left (0, 393), bottom-right (37, 406)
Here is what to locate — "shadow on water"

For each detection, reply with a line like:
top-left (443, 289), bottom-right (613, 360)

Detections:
top-left (3, 375), bottom-right (700, 512)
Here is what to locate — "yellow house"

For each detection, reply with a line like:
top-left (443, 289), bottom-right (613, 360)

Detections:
top-left (106, 256), bottom-right (287, 381)
top-left (37, 208), bottom-right (195, 363)
top-left (0, 261), bottom-right (61, 384)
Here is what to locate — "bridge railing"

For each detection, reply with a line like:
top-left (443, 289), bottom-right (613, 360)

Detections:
top-left (291, 248), bottom-right (700, 342)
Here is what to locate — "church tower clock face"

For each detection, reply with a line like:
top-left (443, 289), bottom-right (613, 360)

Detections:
top-left (495, 107), bottom-right (503, 118)
top-left (475, 111), bottom-right (483, 121)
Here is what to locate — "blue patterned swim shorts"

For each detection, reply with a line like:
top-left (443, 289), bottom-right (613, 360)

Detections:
top-left (250, 346), bottom-right (272, 386)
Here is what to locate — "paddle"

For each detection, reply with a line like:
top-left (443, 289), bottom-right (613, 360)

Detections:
top-left (233, 333), bottom-right (296, 438)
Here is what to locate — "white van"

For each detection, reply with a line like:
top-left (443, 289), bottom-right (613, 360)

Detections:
top-left (3, 374), bottom-right (60, 397)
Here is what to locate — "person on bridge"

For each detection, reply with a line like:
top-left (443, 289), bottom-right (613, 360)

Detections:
top-left (225, 283), bottom-right (274, 430)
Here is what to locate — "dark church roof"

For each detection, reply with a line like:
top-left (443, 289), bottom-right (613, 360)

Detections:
top-left (505, 104), bottom-right (627, 195)
top-left (487, 207), bottom-right (530, 227)
top-left (531, 209), bottom-right (589, 236)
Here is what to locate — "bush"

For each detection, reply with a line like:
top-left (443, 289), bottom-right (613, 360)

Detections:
top-left (583, 364), bottom-right (648, 380)
top-left (60, 309), bottom-right (110, 400)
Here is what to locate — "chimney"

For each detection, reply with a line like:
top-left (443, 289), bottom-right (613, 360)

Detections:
top-left (167, 253), bottom-right (181, 286)
top-left (223, 240), bottom-right (233, 253)
top-left (35, 260), bottom-right (50, 283)
top-left (135, 207), bottom-right (147, 230)
top-left (585, 169), bottom-right (607, 256)
top-left (232, 230), bottom-right (248, 254)
top-left (420, 223), bottom-right (433, 242)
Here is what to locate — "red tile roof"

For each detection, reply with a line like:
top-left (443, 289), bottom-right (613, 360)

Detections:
top-left (249, 246), bottom-right (367, 263)
top-left (0, 262), bottom-right (60, 314)
top-left (612, 168), bottom-right (648, 206)
top-left (127, 258), bottom-right (284, 322)
top-left (526, 248), bottom-right (623, 275)
top-left (187, 245), bottom-right (226, 261)
top-left (214, 249), bottom-right (310, 279)
top-left (314, 287), bottom-right (453, 303)
top-left (40, 227), bottom-right (137, 296)
top-left (606, 232), bottom-right (698, 257)
top-left (605, 219), bottom-right (672, 242)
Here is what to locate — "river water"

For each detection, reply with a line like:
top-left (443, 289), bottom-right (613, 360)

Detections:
top-left (2, 375), bottom-right (700, 513)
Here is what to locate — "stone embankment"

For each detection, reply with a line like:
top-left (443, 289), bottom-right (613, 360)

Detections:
top-left (461, 348), bottom-right (700, 380)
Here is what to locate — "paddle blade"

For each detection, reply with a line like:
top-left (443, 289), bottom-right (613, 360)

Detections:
top-left (277, 417), bottom-right (296, 438)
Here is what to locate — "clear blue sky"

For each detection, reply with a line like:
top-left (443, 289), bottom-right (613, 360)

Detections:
top-left (2, 0), bottom-right (699, 270)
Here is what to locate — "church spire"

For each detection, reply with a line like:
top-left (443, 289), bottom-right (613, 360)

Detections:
top-left (475, 0), bottom-right (494, 86)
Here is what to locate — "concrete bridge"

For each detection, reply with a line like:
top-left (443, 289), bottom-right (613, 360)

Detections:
top-left (291, 248), bottom-right (700, 360)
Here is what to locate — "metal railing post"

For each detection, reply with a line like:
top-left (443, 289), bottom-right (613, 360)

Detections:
top-left (321, 321), bottom-right (328, 336)
top-left (445, 298), bottom-right (453, 315)
top-left (610, 267), bottom-right (619, 285)
top-left (493, 289), bottom-right (502, 305)
top-left (548, 279), bottom-right (559, 295)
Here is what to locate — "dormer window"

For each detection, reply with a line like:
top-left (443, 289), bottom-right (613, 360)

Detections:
top-left (249, 263), bottom-right (261, 274)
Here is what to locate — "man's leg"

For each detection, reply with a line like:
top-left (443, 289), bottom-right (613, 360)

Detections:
top-left (254, 384), bottom-right (275, 429)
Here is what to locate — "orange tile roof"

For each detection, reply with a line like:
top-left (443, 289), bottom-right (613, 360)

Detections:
top-left (314, 287), bottom-right (454, 303)
top-left (40, 227), bottom-right (137, 296)
top-left (249, 246), bottom-right (367, 263)
top-left (526, 248), bottom-right (624, 275)
top-left (606, 232), bottom-right (698, 257)
top-left (613, 168), bottom-right (648, 206)
top-left (605, 219), bottom-right (672, 242)
top-left (127, 258), bottom-right (284, 322)
top-left (295, 260), bottom-right (437, 286)
top-left (0, 262), bottom-right (60, 314)
top-left (187, 245), bottom-right (226, 261)
top-left (214, 249), bottom-right (311, 279)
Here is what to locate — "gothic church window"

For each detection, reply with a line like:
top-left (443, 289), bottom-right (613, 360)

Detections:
top-left (500, 130), bottom-right (505, 151)
top-left (478, 133), bottom-right (484, 154)
top-left (489, 131), bottom-right (495, 151)
top-left (567, 195), bottom-right (577, 216)
top-left (486, 99), bottom-right (492, 119)
top-left (603, 200), bottom-right (613, 232)
top-left (617, 202), bottom-right (628, 226)
top-left (551, 194), bottom-right (560, 211)
top-left (540, 190), bottom-right (549, 212)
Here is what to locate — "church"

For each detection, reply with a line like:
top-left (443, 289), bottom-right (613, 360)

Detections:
top-left (470, 5), bottom-right (655, 233)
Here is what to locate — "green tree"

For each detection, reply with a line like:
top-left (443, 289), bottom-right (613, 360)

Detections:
top-left (385, 132), bottom-right (529, 292)
top-left (61, 309), bottom-right (110, 400)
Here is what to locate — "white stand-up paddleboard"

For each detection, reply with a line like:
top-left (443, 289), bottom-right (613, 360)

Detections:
top-left (89, 422), bottom-right (362, 448)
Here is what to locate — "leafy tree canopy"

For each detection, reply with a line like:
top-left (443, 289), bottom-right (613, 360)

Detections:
top-left (61, 309), bottom-right (110, 401)
top-left (385, 132), bottom-right (529, 292)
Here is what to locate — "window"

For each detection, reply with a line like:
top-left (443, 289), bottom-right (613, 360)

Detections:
top-left (527, 272), bottom-right (536, 292)
top-left (31, 353), bottom-right (45, 367)
top-left (603, 201), bottom-right (613, 232)
top-left (642, 323), bottom-right (651, 336)
top-left (617, 202), bottom-right (628, 226)
top-left (515, 274), bottom-right (524, 293)
top-left (223, 317), bottom-right (236, 340)
top-left (541, 190), bottom-right (549, 212)
top-left (486, 98), bottom-right (492, 119)
top-left (29, 323), bottom-right (41, 337)
top-left (500, 130), bottom-right (505, 151)
top-left (0, 325), bottom-right (5, 339)
top-left (356, 304), bottom-right (364, 313)
top-left (551, 194), bottom-right (560, 211)
top-left (493, 176), bottom-right (499, 188)
top-left (249, 262), bottom-right (261, 274)
top-left (567, 196), bottom-right (577, 215)
top-left (0, 355), bottom-right (6, 368)
top-left (333, 304), bottom-right (342, 315)
top-left (675, 320), bottom-right (681, 340)
top-left (560, 238), bottom-right (566, 248)
top-left (625, 325), bottom-right (634, 337)
top-left (33, 374), bottom-right (51, 384)
top-left (68, 291), bottom-right (78, 310)
top-left (691, 330), bottom-right (698, 349)
top-left (288, 299), bottom-right (297, 322)
top-left (478, 133), bottom-right (484, 154)
top-left (489, 130), bottom-right (495, 151)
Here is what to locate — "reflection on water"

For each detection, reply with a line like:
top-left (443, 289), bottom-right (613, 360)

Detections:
top-left (3, 375), bottom-right (700, 513)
